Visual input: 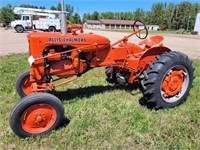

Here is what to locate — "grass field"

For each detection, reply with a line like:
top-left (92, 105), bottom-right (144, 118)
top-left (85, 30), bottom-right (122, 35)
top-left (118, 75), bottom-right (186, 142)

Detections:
top-left (100, 29), bottom-right (192, 35)
top-left (0, 53), bottom-right (199, 149)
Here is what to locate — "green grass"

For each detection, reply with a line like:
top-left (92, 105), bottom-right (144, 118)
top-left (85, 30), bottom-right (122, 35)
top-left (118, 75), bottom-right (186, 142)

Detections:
top-left (0, 53), bottom-right (200, 149)
top-left (100, 29), bottom-right (193, 35)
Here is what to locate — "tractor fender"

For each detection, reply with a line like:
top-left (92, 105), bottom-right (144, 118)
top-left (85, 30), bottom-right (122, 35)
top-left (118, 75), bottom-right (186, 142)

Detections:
top-left (138, 46), bottom-right (171, 70)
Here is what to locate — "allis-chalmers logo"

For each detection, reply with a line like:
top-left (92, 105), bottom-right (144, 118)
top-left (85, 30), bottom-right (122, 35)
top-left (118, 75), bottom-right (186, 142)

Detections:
top-left (48, 37), bottom-right (86, 42)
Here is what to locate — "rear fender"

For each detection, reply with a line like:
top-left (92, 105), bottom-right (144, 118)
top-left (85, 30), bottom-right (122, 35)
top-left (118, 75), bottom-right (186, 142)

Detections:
top-left (138, 46), bottom-right (171, 71)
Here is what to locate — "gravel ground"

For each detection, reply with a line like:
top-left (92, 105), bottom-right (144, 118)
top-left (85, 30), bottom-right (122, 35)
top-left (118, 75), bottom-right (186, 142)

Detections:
top-left (0, 27), bottom-right (29, 56)
top-left (0, 27), bottom-right (199, 59)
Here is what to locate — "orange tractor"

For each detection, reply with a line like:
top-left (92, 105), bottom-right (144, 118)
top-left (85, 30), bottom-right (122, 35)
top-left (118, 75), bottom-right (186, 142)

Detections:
top-left (66, 20), bottom-right (84, 33)
top-left (10, 20), bottom-right (194, 138)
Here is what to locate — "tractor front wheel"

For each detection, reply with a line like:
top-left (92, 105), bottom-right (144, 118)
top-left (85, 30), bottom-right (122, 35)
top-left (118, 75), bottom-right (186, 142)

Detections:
top-left (141, 51), bottom-right (194, 109)
top-left (16, 71), bottom-right (32, 98)
top-left (9, 93), bottom-right (64, 138)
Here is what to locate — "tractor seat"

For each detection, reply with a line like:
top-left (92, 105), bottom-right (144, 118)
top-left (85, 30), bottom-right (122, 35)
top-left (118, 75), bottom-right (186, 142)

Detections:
top-left (139, 35), bottom-right (164, 48)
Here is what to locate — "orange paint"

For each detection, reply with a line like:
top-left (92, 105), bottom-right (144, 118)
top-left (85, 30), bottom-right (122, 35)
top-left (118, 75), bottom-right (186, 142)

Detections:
top-left (23, 30), bottom-right (170, 94)
top-left (162, 70), bottom-right (184, 97)
top-left (20, 104), bottom-right (56, 134)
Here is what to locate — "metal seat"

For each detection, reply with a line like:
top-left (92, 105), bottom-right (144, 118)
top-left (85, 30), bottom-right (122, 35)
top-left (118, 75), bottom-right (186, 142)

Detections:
top-left (139, 35), bottom-right (164, 48)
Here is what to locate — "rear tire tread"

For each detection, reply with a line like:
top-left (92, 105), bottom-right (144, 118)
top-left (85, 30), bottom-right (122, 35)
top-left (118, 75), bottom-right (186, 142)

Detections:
top-left (141, 51), bottom-right (194, 109)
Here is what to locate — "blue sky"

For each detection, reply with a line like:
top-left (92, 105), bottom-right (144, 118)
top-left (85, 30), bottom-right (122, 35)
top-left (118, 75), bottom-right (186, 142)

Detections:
top-left (0, 0), bottom-right (199, 17)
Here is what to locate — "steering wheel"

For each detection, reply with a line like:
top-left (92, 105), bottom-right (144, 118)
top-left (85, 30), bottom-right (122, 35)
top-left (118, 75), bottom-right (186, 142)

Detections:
top-left (133, 20), bottom-right (148, 39)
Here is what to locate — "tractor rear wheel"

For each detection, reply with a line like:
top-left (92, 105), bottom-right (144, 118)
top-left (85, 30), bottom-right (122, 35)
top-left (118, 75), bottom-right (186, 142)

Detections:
top-left (9, 93), bottom-right (64, 138)
top-left (16, 71), bottom-right (32, 98)
top-left (141, 51), bottom-right (194, 109)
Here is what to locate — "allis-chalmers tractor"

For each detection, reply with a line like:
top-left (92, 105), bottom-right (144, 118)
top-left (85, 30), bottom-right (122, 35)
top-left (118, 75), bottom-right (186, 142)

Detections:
top-left (9, 15), bottom-right (194, 137)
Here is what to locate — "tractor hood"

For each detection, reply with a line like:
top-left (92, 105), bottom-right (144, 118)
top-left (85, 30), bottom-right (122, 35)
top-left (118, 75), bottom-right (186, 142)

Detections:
top-left (27, 31), bottom-right (111, 56)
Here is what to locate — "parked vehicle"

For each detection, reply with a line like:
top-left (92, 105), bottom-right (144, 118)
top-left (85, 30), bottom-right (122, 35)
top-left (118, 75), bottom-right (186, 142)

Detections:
top-left (11, 7), bottom-right (62, 33)
top-left (67, 20), bottom-right (84, 33)
top-left (9, 1), bottom-right (194, 138)
top-left (157, 27), bottom-right (167, 31)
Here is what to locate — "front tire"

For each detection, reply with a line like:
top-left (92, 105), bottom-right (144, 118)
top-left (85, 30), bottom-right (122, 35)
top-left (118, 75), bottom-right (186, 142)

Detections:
top-left (16, 71), bottom-right (32, 98)
top-left (9, 93), bottom-right (64, 138)
top-left (141, 51), bottom-right (194, 109)
top-left (48, 26), bottom-right (56, 32)
top-left (15, 25), bottom-right (24, 33)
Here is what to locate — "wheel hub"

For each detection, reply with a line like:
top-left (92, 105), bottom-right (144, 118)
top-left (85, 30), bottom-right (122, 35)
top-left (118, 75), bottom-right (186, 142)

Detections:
top-left (20, 104), bottom-right (56, 134)
top-left (34, 113), bottom-right (46, 124)
top-left (162, 70), bottom-right (184, 97)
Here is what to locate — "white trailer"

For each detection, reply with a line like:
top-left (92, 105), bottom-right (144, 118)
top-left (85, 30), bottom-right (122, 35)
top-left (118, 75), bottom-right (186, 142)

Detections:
top-left (194, 13), bottom-right (200, 35)
top-left (11, 7), bottom-right (64, 33)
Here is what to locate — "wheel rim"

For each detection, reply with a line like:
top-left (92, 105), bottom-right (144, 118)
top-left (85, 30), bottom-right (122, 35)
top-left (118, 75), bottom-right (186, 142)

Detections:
top-left (161, 65), bottom-right (189, 103)
top-left (20, 103), bottom-right (57, 134)
top-left (22, 77), bottom-right (32, 95)
top-left (49, 27), bottom-right (55, 32)
top-left (17, 27), bottom-right (23, 32)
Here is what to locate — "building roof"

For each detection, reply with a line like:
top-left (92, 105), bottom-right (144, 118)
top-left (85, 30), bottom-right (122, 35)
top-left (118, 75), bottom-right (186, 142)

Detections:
top-left (100, 19), bottom-right (135, 25)
top-left (85, 20), bottom-right (102, 24)
top-left (85, 19), bottom-right (143, 26)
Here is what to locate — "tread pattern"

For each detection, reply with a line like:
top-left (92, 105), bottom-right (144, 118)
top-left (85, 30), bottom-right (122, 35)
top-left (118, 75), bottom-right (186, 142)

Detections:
top-left (141, 51), bottom-right (195, 109)
top-left (16, 71), bottom-right (30, 98)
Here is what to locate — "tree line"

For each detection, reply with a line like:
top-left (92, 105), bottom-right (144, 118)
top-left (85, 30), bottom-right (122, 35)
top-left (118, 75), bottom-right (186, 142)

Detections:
top-left (0, 1), bottom-right (199, 30)
top-left (83, 2), bottom-right (199, 30)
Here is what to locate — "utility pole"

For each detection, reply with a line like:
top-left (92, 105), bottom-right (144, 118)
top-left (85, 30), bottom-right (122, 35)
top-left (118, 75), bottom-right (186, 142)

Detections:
top-left (77, 7), bottom-right (79, 24)
top-left (61, 0), bottom-right (67, 34)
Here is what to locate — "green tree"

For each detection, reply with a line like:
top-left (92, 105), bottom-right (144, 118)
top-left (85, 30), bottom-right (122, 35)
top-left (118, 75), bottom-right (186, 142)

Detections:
top-left (82, 13), bottom-right (91, 22)
top-left (19, 4), bottom-right (38, 8)
top-left (101, 12), bottom-right (114, 19)
top-left (120, 12), bottom-right (124, 20)
top-left (39, 6), bottom-right (45, 9)
top-left (165, 3), bottom-right (175, 30)
top-left (50, 6), bottom-right (57, 10)
top-left (151, 3), bottom-right (165, 26)
top-left (0, 4), bottom-right (15, 26)
top-left (134, 8), bottom-right (145, 22)
top-left (74, 13), bottom-right (81, 24)
top-left (81, 1), bottom-right (199, 29)
top-left (91, 11), bottom-right (99, 20)
top-left (66, 4), bottom-right (74, 19)
top-left (70, 13), bottom-right (81, 24)
top-left (57, 3), bottom-right (61, 11)
top-left (114, 12), bottom-right (119, 20)
top-left (144, 11), bottom-right (154, 24)
top-left (124, 11), bottom-right (134, 20)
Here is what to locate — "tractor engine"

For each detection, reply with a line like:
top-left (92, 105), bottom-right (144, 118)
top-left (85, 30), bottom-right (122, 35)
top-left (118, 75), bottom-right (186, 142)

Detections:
top-left (27, 31), bottom-right (110, 83)
top-left (41, 46), bottom-right (93, 79)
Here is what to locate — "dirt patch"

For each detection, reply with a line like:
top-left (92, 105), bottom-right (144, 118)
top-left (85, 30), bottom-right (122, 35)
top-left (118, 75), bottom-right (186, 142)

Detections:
top-left (0, 27), bottom-right (199, 59)
top-left (0, 27), bottom-right (29, 56)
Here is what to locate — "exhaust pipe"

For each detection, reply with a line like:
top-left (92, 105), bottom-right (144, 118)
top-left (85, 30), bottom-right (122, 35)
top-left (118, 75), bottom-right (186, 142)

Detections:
top-left (61, 0), bottom-right (67, 34)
